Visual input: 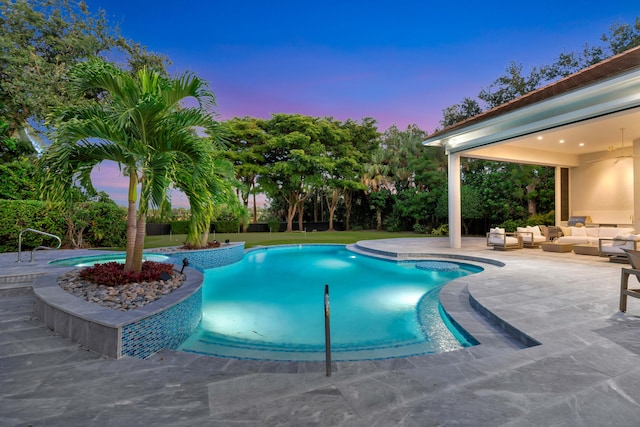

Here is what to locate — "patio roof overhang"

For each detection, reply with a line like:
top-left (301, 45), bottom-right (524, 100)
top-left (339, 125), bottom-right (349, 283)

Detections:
top-left (423, 46), bottom-right (640, 167)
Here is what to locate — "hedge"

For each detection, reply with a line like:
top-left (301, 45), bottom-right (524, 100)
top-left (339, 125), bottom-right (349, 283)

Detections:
top-left (0, 200), bottom-right (126, 253)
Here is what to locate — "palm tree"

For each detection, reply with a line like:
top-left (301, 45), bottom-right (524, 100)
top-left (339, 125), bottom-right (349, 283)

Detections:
top-left (362, 149), bottom-right (392, 230)
top-left (41, 58), bottom-right (220, 272)
top-left (177, 153), bottom-right (240, 248)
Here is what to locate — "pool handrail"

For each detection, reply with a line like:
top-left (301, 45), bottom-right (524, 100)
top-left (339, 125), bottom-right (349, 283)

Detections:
top-left (17, 228), bottom-right (62, 262)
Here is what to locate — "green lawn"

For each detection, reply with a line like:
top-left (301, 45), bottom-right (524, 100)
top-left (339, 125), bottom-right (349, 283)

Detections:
top-left (143, 230), bottom-right (431, 249)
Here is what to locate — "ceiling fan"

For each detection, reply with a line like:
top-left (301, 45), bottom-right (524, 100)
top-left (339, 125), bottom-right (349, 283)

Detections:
top-left (588, 128), bottom-right (640, 163)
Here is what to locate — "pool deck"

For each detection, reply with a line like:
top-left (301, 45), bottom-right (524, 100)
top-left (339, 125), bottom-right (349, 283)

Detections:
top-left (3, 238), bottom-right (640, 425)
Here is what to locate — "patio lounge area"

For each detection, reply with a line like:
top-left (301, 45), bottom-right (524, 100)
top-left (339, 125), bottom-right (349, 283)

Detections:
top-left (3, 237), bottom-right (640, 426)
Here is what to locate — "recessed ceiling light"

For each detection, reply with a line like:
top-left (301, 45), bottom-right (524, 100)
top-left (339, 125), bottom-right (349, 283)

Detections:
top-left (559, 139), bottom-right (564, 143)
top-left (537, 136), bottom-right (543, 140)
top-left (579, 143), bottom-right (584, 147)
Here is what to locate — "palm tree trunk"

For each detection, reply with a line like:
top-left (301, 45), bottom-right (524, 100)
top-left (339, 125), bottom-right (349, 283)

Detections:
top-left (132, 211), bottom-right (146, 273)
top-left (200, 228), bottom-right (210, 247)
top-left (124, 173), bottom-right (138, 272)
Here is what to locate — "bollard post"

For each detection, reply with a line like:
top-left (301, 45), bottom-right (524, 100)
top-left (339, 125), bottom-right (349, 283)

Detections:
top-left (324, 284), bottom-right (331, 377)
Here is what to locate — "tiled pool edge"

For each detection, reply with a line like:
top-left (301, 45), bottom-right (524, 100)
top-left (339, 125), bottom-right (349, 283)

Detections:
top-left (34, 266), bottom-right (204, 359)
top-left (162, 242), bottom-right (244, 272)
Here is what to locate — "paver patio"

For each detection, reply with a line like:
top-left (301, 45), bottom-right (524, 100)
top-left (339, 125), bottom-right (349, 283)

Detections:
top-left (2, 237), bottom-right (640, 426)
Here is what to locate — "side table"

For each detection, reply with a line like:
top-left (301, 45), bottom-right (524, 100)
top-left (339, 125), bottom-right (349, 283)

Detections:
top-left (540, 242), bottom-right (574, 253)
top-left (573, 244), bottom-right (600, 256)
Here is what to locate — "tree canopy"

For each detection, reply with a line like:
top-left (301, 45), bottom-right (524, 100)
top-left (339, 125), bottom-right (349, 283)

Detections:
top-left (0, 0), bottom-right (168, 140)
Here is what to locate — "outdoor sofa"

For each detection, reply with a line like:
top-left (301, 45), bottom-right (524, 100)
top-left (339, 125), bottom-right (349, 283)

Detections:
top-left (556, 226), bottom-right (635, 245)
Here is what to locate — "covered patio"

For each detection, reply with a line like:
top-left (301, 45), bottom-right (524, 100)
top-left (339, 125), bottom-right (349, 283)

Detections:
top-left (423, 45), bottom-right (640, 248)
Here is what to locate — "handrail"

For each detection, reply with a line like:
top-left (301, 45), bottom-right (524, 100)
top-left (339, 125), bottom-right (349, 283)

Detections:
top-left (17, 228), bottom-right (62, 262)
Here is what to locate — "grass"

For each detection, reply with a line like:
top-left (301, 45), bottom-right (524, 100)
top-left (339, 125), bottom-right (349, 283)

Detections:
top-left (143, 230), bottom-right (432, 249)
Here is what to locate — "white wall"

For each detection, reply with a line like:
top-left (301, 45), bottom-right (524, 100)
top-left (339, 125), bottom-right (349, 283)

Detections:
top-left (572, 148), bottom-right (635, 225)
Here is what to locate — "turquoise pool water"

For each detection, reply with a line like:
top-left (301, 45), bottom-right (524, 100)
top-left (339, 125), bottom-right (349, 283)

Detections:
top-left (179, 245), bottom-right (481, 361)
top-left (49, 253), bottom-right (170, 267)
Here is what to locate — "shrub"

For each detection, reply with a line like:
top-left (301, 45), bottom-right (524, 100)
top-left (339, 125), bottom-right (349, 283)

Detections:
top-left (0, 200), bottom-right (66, 252)
top-left (0, 199), bottom-right (126, 252)
top-left (170, 221), bottom-right (189, 234)
top-left (79, 261), bottom-right (175, 286)
top-left (213, 220), bottom-right (239, 233)
top-left (431, 224), bottom-right (449, 236)
top-left (413, 223), bottom-right (427, 234)
top-left (498, 219), bottom-right (526, 232)
top-left (526, 211), bottom-right (555, 226)
top-left (266, 218), bottom-right (281, 232)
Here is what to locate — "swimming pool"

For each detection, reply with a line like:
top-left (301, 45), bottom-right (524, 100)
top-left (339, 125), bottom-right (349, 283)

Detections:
top-left (49, 253), bottom-right (171, 267)
top-left (179, 245), bottom-right (482, 361)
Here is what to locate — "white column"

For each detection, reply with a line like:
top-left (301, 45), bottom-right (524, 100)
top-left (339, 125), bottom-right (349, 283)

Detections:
top-left (555, 166), bottom-right (562, 226)
top-left (634, 138), bottom-right (640, 229)
top-left (448, 152), bottom-right (462, 248)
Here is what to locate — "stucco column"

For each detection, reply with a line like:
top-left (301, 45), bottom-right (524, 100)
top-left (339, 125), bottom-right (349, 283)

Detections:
top-left (555, 166), bottom-right (562, 226)
top-left (448, 152), bottom-right (462, 248)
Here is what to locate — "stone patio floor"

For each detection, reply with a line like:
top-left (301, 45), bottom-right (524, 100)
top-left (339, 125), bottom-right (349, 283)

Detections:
top-left (2, 237), bottom-right (640, 426)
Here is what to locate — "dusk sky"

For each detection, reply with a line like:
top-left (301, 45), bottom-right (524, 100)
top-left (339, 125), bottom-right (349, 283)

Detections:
top-left (82, 0), bottom-right (639, 206)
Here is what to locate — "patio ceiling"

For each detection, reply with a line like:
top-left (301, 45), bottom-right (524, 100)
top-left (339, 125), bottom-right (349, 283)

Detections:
top-left (466, 106), bottom-right (640, 167)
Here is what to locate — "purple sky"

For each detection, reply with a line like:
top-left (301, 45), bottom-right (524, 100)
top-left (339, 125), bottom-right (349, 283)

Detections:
top-left (83, 0), bottom-right (639, 206)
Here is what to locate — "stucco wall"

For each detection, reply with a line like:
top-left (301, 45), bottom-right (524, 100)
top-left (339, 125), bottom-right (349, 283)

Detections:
top-left (572, 146), bottom-right (635, 225)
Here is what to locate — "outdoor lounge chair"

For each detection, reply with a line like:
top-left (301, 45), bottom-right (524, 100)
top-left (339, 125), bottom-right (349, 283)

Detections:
top-left (516, 225), bottom-right (548, 248)
top-left (619, 249), bottom-right (640, 312)
top-left (486, 227), bottom-right (523, 250)
top-left (599, 234), bottom-right (640, 263)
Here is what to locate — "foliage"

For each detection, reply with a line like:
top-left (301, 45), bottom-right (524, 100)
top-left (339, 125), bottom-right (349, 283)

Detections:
top-left (431, 224), bottom-right (449, 236)
top-left (223, 117), bottom-right (268, 223)
top-left (170, 221), bottom-right (190, 235)
top-left (498, 219), bottom-right (524, 233)
top-left (0, 0), bottom-right (168, 137)
top-left (65, 201), bottom-right (127, 249)
top-left (266, 218), bottom-right (281, 232)
top-left (41, 58), bottom-right (219, 272)
top-left (0, 200), bottom-right (65, 252)
top-left (412, 223), bottom-right (427, 234)
top-left (0, 199), bottom-right (125, 252)
top-left (0, 159), bottom-right (43, 200)
top-left (439, 97), bottom-right (483, 128)
top-left (526, 211), bottom-right (556, 226)
top-left (258, 114), bottom-right (334, 232)
top-left (79, 261), bottom-right (174, 286)
top-left (212, 220), bottom-right (240, 233)
top-left (0, 112), bottom-right (36, 161)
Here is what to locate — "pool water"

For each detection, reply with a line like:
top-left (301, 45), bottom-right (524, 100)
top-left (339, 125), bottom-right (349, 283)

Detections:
top-left (179, 245), bottom-right (481, 361)
top-left (49, 253), bottom-right (170, 267)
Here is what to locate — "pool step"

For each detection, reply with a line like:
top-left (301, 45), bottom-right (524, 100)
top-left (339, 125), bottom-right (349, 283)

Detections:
top-left (0, 273), bottom-right (44, 297)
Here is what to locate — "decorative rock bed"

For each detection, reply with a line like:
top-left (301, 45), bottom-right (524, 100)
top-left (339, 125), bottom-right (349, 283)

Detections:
top-left (58, 269), bottom-right (186, 311)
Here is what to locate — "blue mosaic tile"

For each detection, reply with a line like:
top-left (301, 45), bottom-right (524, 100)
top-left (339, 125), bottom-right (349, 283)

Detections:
top-left (121, 287), bottom-right (202, 359)
top-left (167, 243), bottom-right (244, 272)
top-left (119, 244), bottom-right (247, 359)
